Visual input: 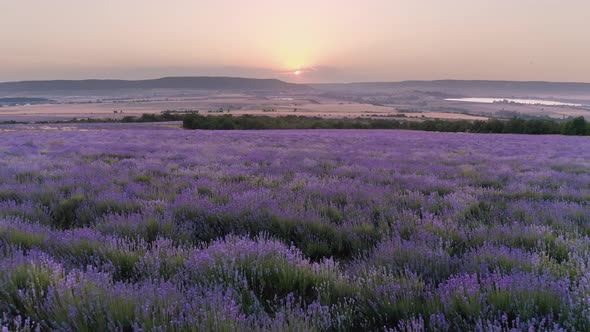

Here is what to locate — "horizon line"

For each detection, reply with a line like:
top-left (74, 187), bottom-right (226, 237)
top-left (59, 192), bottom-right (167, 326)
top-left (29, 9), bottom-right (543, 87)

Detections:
top-left (2, 76), bottom-right (590, 86)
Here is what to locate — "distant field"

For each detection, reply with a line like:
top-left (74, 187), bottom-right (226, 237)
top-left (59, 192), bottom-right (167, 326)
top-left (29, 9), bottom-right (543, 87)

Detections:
top-left (2, 94), bottom-right (589, 123)
top-left (0, 97), bottom-right (491, 122)
top-left (438, 99), bottom-right (590, 119)
top-left (2, 79), bottom-right (590, 122)
top-left (0, 124), bottom-right (589, 330)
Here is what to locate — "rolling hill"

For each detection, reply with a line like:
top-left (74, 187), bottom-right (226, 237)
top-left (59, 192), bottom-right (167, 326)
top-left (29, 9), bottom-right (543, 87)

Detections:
top-left (0, 77), bottom-right (311, 96)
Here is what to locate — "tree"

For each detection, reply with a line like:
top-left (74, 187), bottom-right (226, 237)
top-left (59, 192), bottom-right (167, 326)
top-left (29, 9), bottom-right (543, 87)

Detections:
top-left (505, 117), bottom-right (525, 133)
top-left (562, 117), bottom-right (587, 135)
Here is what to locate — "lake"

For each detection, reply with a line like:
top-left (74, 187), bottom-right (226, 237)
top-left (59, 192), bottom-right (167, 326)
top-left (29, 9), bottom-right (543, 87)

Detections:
top-left (446, 97), bottom-right (583, 107)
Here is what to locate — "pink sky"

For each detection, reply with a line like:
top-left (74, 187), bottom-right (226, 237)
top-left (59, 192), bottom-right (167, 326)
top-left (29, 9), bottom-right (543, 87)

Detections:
top-left (1, 0), bottom-right (589, 83)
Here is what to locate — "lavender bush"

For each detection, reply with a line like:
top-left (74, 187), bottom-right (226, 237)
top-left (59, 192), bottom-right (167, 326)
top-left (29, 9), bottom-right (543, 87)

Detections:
top-left (0, 123), bottom-right (589, 331)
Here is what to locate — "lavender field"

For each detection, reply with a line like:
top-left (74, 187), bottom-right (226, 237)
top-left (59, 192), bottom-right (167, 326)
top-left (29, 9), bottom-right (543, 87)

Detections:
top-left (1, 124), bottom-right (589, 331)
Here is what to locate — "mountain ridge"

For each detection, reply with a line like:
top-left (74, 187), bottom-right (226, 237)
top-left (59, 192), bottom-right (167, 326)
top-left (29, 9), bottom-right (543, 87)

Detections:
top-left (0, 76), bottom-right (310, 93)
top-left (311, 80), bottom-right (590, 97)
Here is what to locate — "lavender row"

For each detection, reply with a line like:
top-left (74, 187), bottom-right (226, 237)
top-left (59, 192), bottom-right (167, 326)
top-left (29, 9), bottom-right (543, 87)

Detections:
top-left (0, 125), bottom-right (589, 330)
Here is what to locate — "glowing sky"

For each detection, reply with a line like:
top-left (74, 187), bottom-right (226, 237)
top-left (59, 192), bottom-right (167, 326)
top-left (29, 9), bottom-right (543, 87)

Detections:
top-left (1, 0), bottom-right (590, 83)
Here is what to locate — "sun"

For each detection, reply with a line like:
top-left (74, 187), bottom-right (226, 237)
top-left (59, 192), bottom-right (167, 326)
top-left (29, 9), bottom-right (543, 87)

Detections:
top-left (294, 70), bottom-right (302, 76)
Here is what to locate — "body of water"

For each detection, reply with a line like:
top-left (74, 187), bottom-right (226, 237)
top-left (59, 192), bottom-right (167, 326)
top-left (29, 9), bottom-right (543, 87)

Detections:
top-left (446, 97), bottom-right (583, 107)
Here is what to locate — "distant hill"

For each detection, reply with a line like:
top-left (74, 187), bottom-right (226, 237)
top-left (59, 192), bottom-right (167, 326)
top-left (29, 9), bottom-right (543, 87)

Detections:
top-left (0, 97), bottom-right (56, 106)
top-left (312, 80), bottom-right (590, 98)
top-left (0, 77), bottom-right (311, 96)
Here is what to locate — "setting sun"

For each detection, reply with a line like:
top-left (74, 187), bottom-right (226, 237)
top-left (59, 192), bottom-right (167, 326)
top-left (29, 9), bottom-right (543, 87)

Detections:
top-left (294, 70), bottom-right (302, 76)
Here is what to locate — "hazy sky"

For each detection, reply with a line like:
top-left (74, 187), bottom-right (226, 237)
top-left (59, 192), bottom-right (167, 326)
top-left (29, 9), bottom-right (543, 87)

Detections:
top-left (1, 0), bottom-right (590, 83)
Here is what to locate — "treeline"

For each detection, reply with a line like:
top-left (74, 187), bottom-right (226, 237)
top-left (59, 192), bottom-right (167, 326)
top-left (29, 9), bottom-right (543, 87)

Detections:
top-left (182, 114), bottom-right (590, 136)
top-left (2, 112), bottom-right (588, 136)
top-left (0, 111), bottom-right (188, 125)
top-left (119, 112), bottom-right (186, 123)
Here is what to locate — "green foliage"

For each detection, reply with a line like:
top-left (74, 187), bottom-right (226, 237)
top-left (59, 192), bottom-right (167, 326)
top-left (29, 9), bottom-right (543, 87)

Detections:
top-left (487, 287), bottom-right (564, 322)
top-left (182, 114), bottom-right (590, 136)
top-left (4, 110), bottom-right (587, 136)
top-left (562, 116), bottom-right (588, 135)
top-left (50, 194), bottom-right (87, 229)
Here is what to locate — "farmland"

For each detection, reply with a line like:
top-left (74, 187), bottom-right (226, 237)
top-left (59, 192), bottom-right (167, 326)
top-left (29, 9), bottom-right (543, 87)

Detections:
top-left (3, 79), bottom-right (590, 124)
top-left (1, 123), bottom-right (589, 331)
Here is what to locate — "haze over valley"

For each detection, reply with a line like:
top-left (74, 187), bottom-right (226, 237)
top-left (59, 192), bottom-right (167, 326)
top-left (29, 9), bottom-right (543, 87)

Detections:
top-left (1, 77), bottom-right (589, 122)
